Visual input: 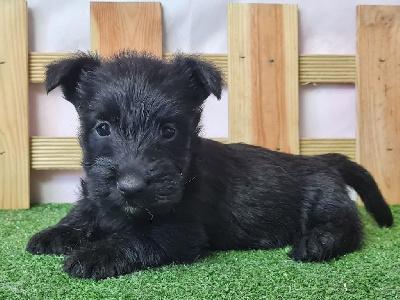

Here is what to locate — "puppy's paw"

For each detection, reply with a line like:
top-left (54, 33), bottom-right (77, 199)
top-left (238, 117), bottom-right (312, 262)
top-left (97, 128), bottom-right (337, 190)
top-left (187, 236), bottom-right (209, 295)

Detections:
top-left (63, 244), bottom-right (134, 280)
top-left (26, 226), bottom-right (80, 255)
top-left (289, 233), bottom-right (334, 262)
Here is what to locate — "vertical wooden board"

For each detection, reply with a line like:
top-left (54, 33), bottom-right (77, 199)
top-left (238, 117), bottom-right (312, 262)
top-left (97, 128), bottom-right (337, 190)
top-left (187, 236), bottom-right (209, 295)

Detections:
top-left (228, 4), bottom-right (252, 146)
top-left (282, 5), bottom-right (300, 154)
top-left (91, 2), bottom-right (162, 57)
top-left (357, 6), bottom-right (400, 205)
top-left (0, 1), bottom-right (29, 209)
top-left (228, 4), bottom-right (299, 154)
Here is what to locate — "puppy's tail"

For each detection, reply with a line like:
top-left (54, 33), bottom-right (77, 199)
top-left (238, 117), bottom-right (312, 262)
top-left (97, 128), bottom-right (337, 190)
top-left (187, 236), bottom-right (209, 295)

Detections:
top-left (319, 153), bottom-right (393, 227)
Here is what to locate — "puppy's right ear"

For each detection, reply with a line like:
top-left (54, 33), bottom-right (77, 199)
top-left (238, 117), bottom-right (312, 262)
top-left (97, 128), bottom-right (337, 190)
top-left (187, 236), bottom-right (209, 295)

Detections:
top-left (46, 52), bottom-right (101, 106)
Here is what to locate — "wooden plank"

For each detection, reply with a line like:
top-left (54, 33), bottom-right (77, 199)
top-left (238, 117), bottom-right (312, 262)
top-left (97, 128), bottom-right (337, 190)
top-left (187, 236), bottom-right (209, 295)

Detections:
top-left (228, 4), bottom-right (299, 154)
top-left (30, 137), bottom-right (81, 170)
top-left (29, 53), bottom-right (357, 84)
top-left (228, 4), bottom-right (252, 148)
top-left (30, 137), bottom-right (229, 170)
top-left (300, 55), bottom-right (356, 83)
top-left (357, 5), bottom-right (400, 205)
top-left (90, 2), bottom-right (162, 57)
top-left (300, 139), bottom-right (356, 161)
top-left (29, 53), bottom-right (70, 83)
top-left (30, 137), bottom-right (355, 170)
top-left (0, 1), bottom-right (29, 209)
top-left (283, 5), bottom-right (300, 154)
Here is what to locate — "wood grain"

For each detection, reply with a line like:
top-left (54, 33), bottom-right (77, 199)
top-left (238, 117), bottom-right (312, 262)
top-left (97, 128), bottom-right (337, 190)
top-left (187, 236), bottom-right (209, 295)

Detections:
top-left (30, 137), bottom-right (355, 170)
top-left (228, 4), bottom-right (252, 148)
top-left (30, 137), bottom-right (81, 170)
top-left (29, 53), bottom-right (357, 84)
top-left (29, 53), bottom-right (70, 83)
top-left (357, 6), bottom-right (400, 205)
top-left (300, 139), bottom-right (356, 161)
top-left (90, 2), bottom-right (162, 57)
top-left (228, 4), bottom-right (299, 154)
top-left (300, 55), bottom-right (356, 83)
top-left (283, 5), bottom-right (300, 154)
top-left (0, 1), bottom-right (29, 209)
top-left (30, 137), bottom-right (229, 170)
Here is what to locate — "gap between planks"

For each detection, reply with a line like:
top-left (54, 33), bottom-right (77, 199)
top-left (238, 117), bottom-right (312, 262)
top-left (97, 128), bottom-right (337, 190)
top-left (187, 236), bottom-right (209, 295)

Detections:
top-left (29, 53), bottom-right (355, 84)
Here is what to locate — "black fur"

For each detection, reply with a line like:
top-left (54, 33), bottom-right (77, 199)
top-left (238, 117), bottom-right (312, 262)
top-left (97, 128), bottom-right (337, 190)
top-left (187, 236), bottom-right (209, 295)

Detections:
top-left (27, 51), bottom-right (393, 280)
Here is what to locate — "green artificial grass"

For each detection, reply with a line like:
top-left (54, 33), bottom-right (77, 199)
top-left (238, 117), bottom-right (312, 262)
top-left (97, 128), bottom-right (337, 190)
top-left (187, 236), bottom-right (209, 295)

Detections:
top-left (0, 205), bottom-right (399, 300)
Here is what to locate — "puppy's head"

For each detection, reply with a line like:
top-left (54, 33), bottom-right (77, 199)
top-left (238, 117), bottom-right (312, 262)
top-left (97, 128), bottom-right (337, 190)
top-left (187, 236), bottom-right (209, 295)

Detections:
top-left (46, 51), bottom-right (222, 216)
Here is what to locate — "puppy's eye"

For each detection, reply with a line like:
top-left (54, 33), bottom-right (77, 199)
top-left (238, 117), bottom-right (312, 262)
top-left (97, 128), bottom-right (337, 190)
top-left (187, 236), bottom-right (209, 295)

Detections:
top-left (160, 124), bottom-right (177, 140)
top-left (96, 122), bottom-right (111, 137)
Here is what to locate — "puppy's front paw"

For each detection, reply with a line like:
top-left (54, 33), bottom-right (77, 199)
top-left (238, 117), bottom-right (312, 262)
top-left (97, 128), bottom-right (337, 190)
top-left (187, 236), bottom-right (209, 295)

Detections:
top-left (289, 232), bottom-right (335, 262)
top-left (63, 244), bottom-right (135, 280)
top-left (26, 226), bottom-right (80, 255)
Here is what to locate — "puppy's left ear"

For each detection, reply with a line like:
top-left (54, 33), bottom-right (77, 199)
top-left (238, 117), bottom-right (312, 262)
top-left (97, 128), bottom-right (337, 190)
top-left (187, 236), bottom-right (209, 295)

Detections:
top-left (172, 54), bottom-right (223, 102)
top-left (46, 52), bottom-right (101, 107)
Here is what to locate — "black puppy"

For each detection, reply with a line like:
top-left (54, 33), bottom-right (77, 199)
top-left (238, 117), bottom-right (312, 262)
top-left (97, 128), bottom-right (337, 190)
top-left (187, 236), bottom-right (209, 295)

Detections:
top-left (27, 51), bottom-right (393, 280)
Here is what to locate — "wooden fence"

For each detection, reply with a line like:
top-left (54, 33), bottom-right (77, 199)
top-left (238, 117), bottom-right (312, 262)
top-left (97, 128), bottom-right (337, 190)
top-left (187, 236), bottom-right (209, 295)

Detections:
top-left (0, 1), bottom-right (399, 208)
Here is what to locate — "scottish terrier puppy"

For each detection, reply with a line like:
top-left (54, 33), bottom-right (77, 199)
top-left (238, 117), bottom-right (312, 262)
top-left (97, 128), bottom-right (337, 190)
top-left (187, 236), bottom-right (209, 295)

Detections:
top-left (27, 51), bottom-right (393, 280)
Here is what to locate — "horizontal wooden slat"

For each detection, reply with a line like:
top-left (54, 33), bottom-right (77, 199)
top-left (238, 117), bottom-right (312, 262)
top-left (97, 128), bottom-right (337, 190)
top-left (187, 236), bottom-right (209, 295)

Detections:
top-left (29, 53), bottom-right (355, 84)
top-left (29, 53), bottom-right (70, 83)
top-left (300, 138), bottom-right (356, 161)
top-left (30, 137), bottom-right (81, 170)
top-left (30, 137), bottom-right (356, 170)
top-left (300, 55), bottom-right (356, 83)
top-left (30, 137), bottom-right (229, 170)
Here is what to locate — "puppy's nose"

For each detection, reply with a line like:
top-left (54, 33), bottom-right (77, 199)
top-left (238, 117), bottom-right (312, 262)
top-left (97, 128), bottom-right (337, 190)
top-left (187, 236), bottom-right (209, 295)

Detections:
top-left (117, 175), bottom-right (146, 196)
